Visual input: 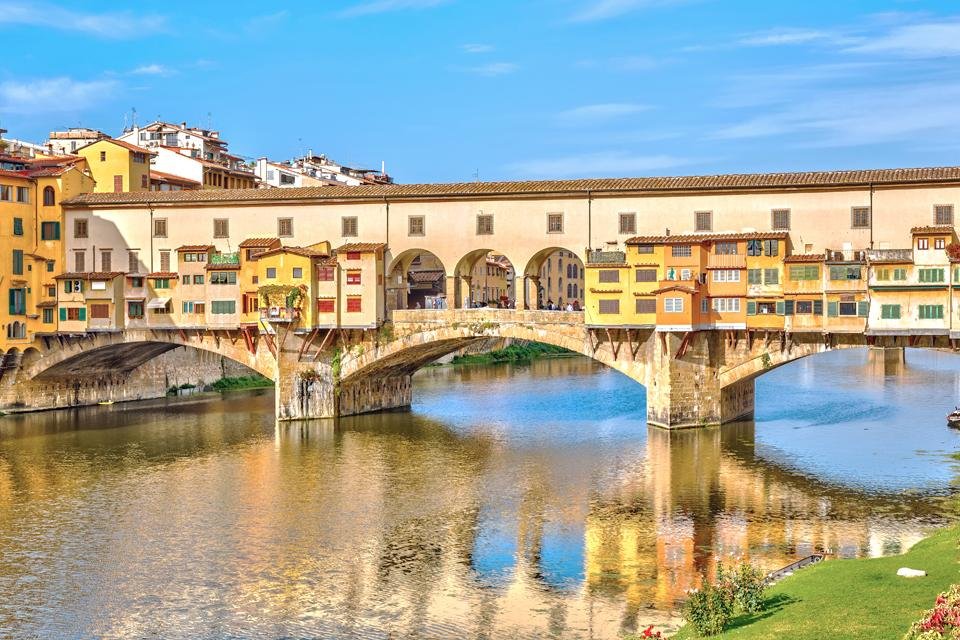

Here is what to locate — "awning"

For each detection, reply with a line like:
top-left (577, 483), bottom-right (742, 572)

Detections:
top-left (146, 297), bottom-right (170, 309)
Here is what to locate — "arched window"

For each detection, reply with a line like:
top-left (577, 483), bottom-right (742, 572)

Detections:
top-left (573, 284), bottom-right (579, 298)
top-left (43, 186), bottom-right (55, 206)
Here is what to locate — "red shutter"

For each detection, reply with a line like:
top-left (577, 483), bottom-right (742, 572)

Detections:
top-left (113, 175), bottom-right (123, 192)
top-left (347, 297), bottom-right (361, 313)
top-left (317, 299), bottom-right (335, 313)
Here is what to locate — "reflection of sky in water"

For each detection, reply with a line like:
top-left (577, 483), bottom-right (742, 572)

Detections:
top-left (754, 348), bottom-right (960, 493)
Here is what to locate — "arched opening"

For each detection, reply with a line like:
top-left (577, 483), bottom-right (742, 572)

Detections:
top-left (522, 248), bottom-right (585, 310)
top-left (42, 186), bottom-right (55, 207)
top-left (386, 249), bottom-right (448, 311)
top-left (1, 347), bottom-right (21, 383)
top-left (5, 321), bottom-right (26, 340)
top-left (453, 250), bottom-right (516, 308)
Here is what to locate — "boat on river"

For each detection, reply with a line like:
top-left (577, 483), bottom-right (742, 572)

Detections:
top-left (948, 408), bottom-right (960, 428)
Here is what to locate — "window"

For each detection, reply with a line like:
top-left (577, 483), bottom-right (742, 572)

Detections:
top-left (893, 268), bottom-right (907, 281)
top-left (851, 206), bottom-right (871, 229)
top-left (12, 217), bottom-right (22, 236)
top-left (763, 239), bottom-right (779, 257)
top-left (476, 214), bottom-right (494, 235)
top-left (211, 300), bottom-right (236, 314)
top-left (113, 175), bottom-right (123, 193)
top-left (99, 151), bottom-right (106, 162)
top-left (159, 250), bottom-right (170, 272)
top-left (266, 267), bottom-right (277, 279)
top-left (935, 238), bottom-right (946, 250)
top-left (713, 269), bottom-right (741, 282)
top-left (318, 266), bottom-right (335, 281)
top-left (918, 268), bottom-right (945, 283)
top-left (74, 251), bottom-right (86, 272)
top-left (63, 307), bottom-right (85, 321)
top-left (672, 245), bottom-right (692, 257)
top-left (619, 213), bottom-right (636, 234)
top-left (47, 286), bottom-right (55, 297)
top-left (210, 271), bottom-right (237, 285)
top-left (12, 250), bottom-right (23, 276)
top-left (213, 218), bottom-right (229, 238)
top-left (153, 218), bottom-right (167, 238)
top-left (128, 251), bottom-right (139, 273)
top-left (795, 300), bottom-right (813, 314)
top-left (789, 265), bottom-right (819, 280)
top-left (829, 266), bottom-right (862, 280)
top-left (16, 187), bottom-right (29, 204)
top-left (876, 268), bottom-right (890, 281)
top-left (763, 268), bottom-right (779, 284)
top-left (748, 269), bottom-right (762, 285)
top-left (598, 299), bottom-right (620, 314)
top-left (152, 278), bottom-right (170, 289)
top-left (342, 216), bottom-right (358, 237)
top-left (130, 277), bottom-right (143, 288)
top-left (664, 297), bottom-right (684, 313)
top-left (346, 251), bottom-right (361, 261)
top-left (43, 308), bottom-right (54, 324)
top-left (141, 174), bottom-right (148, 188)
top-left (547, 213), bottom-right (564, 233)
top-left (695, 211), bottom-right (713, 232)
top-left (46, 260), bottom-right (55, 273)
top-left (347, 297), bottom-right (362, 313)
top-left (404, 215), bottom-right (425, 237)
top-left (90, 280), bottom-right (107, 291)
top-left (714, 241), bottom-right (737, 255)
top-left (635, 244), bottom-right (654, 254)
top-left (41, 221), bottom-right (60, 240)
top-left (278, 217), bottom-right (294, 237)
top-left (635, 269), bottom-right (657, 282)
top-left (919, 304), bottom-right (944, 320)
top-left (317, 299), bottom-right (335, 313)
top-left (935, 204), bottom-right (954, 226)
top-left (100, 251), bottom-right (111, 272)
top-left (346, 271), bottom-right (362, 285)
top-left (598, 270), bottom-right (620, 283)
top-left (838, 301), bottom-right (858, 316)
top-left (746, 240), bottom-right (762, 256)
top-left (193, 274), bottom-right (204, 285)
top-left (917, 238), bottom-right (929, 250)
top-left (881, 304), bottom-right (901, 319)
top-left (712, 298), bottom-right (741, 313)
top-left (635, 298), bottom-right (656, 314)
top-left (89, 304), bottom-right (110, 319)
top-left (771, 208), bottom-right (791, 230)
top-left (292, 267), bottom-right (303, 279)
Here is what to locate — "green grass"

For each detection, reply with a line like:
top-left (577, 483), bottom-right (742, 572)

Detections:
top-left (670, 523), bottom-right (960, 639)
top-left (210, 375), bottom-right (274, 391)
top-left (449, 341), bottom-right (572, 365)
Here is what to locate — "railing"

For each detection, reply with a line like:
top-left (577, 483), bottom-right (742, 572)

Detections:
top-left (261, 307), bottom-right (300, 323)
top-left (866, 248), bottom-right (913, 262)
top-left (588, 250), bottom-right (625, 264)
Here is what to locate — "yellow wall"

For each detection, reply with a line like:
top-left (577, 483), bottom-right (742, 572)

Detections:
top-left (78, 140), bottom-right (151, 193)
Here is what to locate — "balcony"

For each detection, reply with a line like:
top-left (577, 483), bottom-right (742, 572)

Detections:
top-left (210, 252), bottom-right (240, 266)
top-left (587, 250), bottom-right (625, 264)
top-left (261, 307), bottom-right (300, 323)
top-left (866, 248), bottom-right (913, 263)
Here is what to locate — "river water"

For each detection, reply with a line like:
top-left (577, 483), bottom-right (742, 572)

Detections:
top-left (1, 349), bottom-right (959, 639)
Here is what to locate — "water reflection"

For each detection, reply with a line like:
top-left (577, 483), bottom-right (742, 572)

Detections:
top-left (0, 351), bottom-right (957, 638)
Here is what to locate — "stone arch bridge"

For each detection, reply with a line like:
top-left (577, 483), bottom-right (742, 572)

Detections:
top-left (1, 311), bottom-right (942, 427)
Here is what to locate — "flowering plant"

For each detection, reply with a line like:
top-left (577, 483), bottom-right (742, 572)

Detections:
top-left (904, 585), bottom-right (960, 639)
top-left (641, 625), bottom-right (663, 638)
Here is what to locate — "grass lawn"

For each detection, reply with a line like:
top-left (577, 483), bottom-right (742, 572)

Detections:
top-left (671, 523), bottom-right (960, 639)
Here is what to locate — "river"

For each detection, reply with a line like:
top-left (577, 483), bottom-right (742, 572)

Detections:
top-left (0, 349), bottom-right (958, 639)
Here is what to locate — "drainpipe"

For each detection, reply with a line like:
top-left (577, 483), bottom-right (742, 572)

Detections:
top-left (869, 182), bottom-right (875, 249)
top-left (383, 196), bottom-right (389, 323)
top-left (149, 204), bottom-right (155, 272)
top-left (586, 189), bottom-right (593, 255)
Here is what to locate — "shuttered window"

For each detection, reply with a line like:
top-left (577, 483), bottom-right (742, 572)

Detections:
top-left (128, 251), bottom-right (139, 273)
top-left (881, 304), bottom-right (901, 319)
top-left (342, 216), bottom-right (359, 237)
top-left (935, 204), bottom-right (954, 225)
top-left (12, 250), bottom-right (23, 275)
top-left (278, 217), bottom-right (294, 237)
top-left (318, 266), bottom-right (335, 281)
top-left (771, 208), bottom-right (791, 230)
top-left (918, 268), bottom-right (945, 283)
top-left (919, 304), bottom-right (944, 319)
top-left (153, 218), bottom-right (167, 237)
top-left (347, 297), bottom-right (362, 312)
top-left (89, 304), bottom-right (110, 319)
top-left (851, 206), bottom-right (871, 229)
top-left (598, 299), bottom-right (619, 314)
top-left (619, 213), bottom-right (636, 234)
top-left (101, 251), bottom-right (111, 272)
top-left (213, 218), bottom-right (229, 238)
top-left (598, 270), bottom-right (620, 283)
top-left (764, 268), bottom-right (779, 284)
top-left (317, 299), bottom-right (335, 313)
top-left (635, 269), bottom-right (657, 282)
top-left (747, 269), bottom-right (762, 285)
top-left (789, 265), bottom-right (819, 280)
top-left (159, 251), bottom-right (170, 272)
top-left (635, 298), bottom-right (656, 313)
top-left (476, 214), bottom-right (493, 235)
top-left (695, 211), bottom-right (712, 232)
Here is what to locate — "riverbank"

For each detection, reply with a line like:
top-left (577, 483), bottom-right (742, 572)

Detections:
top-left (670, 522), bottom-right (960, 639)
top-left (447, 342), bottom-right (572, 365)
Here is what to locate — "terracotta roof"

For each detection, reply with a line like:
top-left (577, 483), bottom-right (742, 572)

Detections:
top-left (177, 244), bottom-right (215, 252)
top-left (91, 138), bottom-right (158, 155)
top-left (36, 300), bottom-right (58, 308)
top-left (585, 262), bottom-right (630, 268)
top-left (151, 170), bottom-right (201, 187)
top-left (257, 246), bottom-right (326, 259)
top-left (409, 269), bottom-right (445, 283)
top-left (911, 225), bottom-right (955, 235)
top-left (205, 262), bottom-right (241, 270)
top-left (147, 272), bottom-right (178, 278)
top-left (239, 237), bottom-right (281, 248)
top-left (53, 271), bottom-right (125, 280)
top-left (0, 169), bottom-right (31, 180)
top-left (338, 242), bottom-right (386, 253)
top-left (317, 256), bottom-right (338, 267)
top-left (626, 231), bottom-right (789, 245)
top-left (651, 284), bottom-right (698, 294)
top-left (60, 166), bottom-right (960, 207)
top-left (783, 254), bottom-right (825, 263)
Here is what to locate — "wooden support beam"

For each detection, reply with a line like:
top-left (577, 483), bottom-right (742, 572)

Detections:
top-left (675, 331), bottom-right (695, 359)
top-left (298, 328), bottom-right (319, 361)
top-left (313, 328), bottom-right (334, 362)
top-left (606, 328), bottom-right (621, 360)
top-left (626, 329), bottom-right (636, 361)
top-left (262, 331), bottom-right (277, 358)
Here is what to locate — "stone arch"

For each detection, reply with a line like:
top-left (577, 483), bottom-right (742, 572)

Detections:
top-left (1, 347), bottom-right (21, 383)
top-left (521, 247), bottom-right (585, 310)
top-left (385, 248), bottom-right (448, 311)
top-left (452, 249), bottom-right (518, 309)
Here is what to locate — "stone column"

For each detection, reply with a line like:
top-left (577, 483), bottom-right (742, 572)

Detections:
top-left (528, 275), bottom-right (541, 309)
top-left (445, 275), bottom-right (459, 309)
top-left (514, 275), bottom-right (528, 309)
top-left (460, 275), bottom-right (473, 308)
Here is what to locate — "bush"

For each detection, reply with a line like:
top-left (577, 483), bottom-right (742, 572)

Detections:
top-left (903, 584), bottom-right (960, 639)
top-left (729, 562), bottom-right (767, 614)
top-left (683, 582), bottom-right (734, 636)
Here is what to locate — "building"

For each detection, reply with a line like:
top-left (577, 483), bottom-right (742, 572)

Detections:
top-left (46, 127), bottom-right (109, 155)
top-left (150, 170), bottom-right (201, 191)
top-left (255, 153), bottom-right (392, 188)
top-left (538, 250), bottom-right (584, 308)
top-left (76, 138), bottom-right (155, 193)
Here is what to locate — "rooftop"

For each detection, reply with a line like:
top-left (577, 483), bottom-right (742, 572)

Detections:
top-left (625, 231), bottom-right (789, 245)
top-left (62, 165), bottom-right (960, 207)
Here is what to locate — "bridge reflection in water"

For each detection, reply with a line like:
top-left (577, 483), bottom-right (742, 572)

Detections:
top-left (0, 353), bottom-right (956, 638)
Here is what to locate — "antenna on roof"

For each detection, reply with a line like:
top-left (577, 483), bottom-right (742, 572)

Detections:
top-left (207, 111), bottom-right (212, 130)
top-left (473, 168), bottom-right (480, 182)
top-left (131, 106), bottom-right (137, 128)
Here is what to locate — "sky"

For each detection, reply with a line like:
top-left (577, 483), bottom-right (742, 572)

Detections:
top-left (1, 0), bottom-right (960, 183)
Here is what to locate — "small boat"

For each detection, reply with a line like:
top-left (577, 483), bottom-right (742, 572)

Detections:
top-left (948, 408), bottom-right (960, 429)
top-left (97, 401), bottom-right (114, 406)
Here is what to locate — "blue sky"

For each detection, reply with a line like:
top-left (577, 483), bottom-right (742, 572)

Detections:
top-left (2, 1), bottom-right (960, 183)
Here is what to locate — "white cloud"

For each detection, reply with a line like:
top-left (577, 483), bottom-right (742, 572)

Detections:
top-left (0, 2), bottom-right (164, 37)
top-left (462, 43), bottom-right (494, 54)
top-left (844, 21), bottom-right (960, 58)
top-left (557, 102), bottom-right (651, 124)
top-left (339, 0), bottom-right (449, 18)
top-left (569, 0), bottom-right (691, 23)
top-left (0, 77), bottom-right (117, 113)
top-left (507, 151), bottom-right (692, 178)
top-left (738, 28), bottom-right (833, 47)
top-left (461, 62), bottom-right (519, 76)
top-left (130, 64), bottom-right (171, 76)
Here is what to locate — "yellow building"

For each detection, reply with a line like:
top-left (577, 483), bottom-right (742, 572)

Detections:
top-left (257, 245), bottom-right (328, 329)
top-left (745, 234), bottom-right (789, 330)
top-left (77, 138), bottom-right (154, 193)
top-left (55, 271), bottom-right (126, 332)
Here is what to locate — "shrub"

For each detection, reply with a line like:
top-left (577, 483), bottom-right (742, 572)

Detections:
top-left (731, 562), bottom-right (767, 614)
top-left (683, 582), bottom-right (734, 636)
top-left (903, 585), bottom-right (960, 639)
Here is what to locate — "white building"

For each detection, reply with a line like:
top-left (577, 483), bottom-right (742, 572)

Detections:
top-left (255, 152), bottom-right (392, 188)
top-left (46, 127), bottom-right (109, 155)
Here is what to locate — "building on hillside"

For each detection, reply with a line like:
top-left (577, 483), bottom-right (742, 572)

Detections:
top-left (150, 170), bottom-right (201, 191)
top-left (150, 146), bottom-right (257, 190)
top-left (76, 138), bottom-right (155, 192)
top-left (254, 153), bottom-right (392, 188)
top-left (46, 127), bottom-right (109, 155)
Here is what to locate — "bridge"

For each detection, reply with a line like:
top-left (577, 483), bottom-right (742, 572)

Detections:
top-left (2, 308), bottom-right (940, 428)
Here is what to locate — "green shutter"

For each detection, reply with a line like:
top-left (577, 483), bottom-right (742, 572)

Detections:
top-left (8, 290), bottom-right (15, 315)
top-left (857, 301), bottom-right (869, 317)
top-left (813, 300), bottom-right (823, 315)
top-left (78, 281), bottom-right (84, 293)
top-left (828, 301), bottom-right (839, 317)
top-left (776, 301), bottom-right (785, 315)
top-left (78, 307), bottom-right (86, 321)
top-left (747, 301), bottom-right (756, 315)
top-left (59, 307), bottom-right (66, 321)
top-left (784, 300), bottom-right (794, 315)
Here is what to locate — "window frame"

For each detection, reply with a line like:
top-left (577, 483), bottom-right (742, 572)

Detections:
top-left (618, 213), bottom-right (636, 235)
top-left (408, 215), bottom-right (425, 237)
top-left (771, 208), bottom-right (791, 231)
top-left (695, 210), bottom-right (713, 232)
top-left (341, 216), bottom-right (359, 237)
top-left (546, 212), bottom-right (564, 234)
top-left (476, 214), bottom-right (494, 236)
top-left (277, 217), bottom-right (294, 238)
